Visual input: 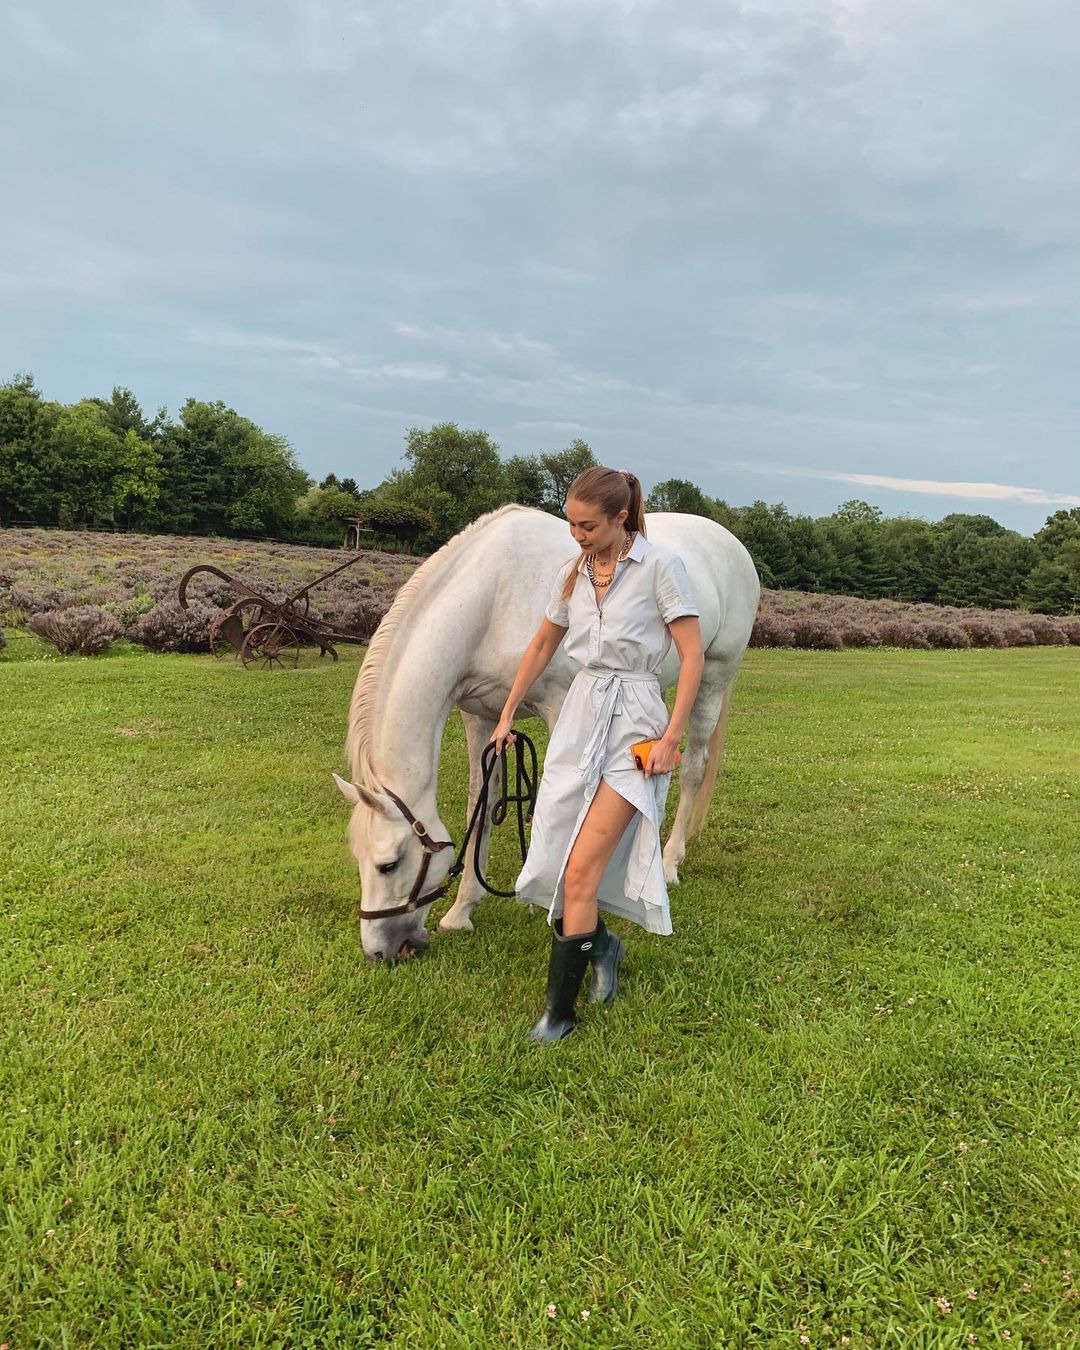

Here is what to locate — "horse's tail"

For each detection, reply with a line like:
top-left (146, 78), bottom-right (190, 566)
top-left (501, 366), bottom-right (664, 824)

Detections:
top-left (686, 686), bottom-right (732, 839)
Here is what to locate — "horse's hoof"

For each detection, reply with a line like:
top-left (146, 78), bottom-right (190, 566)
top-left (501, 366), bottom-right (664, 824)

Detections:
top-left (438, 913), bottom-right (475, 934)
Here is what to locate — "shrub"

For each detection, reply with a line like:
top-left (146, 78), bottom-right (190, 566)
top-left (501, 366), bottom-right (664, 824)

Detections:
top-left (319, 597), bottom-right (389, 642)
top-left (9, 582), bottom-right (80, 615)
top-left (838, 622), bottom-right (882, 648)
top-left (921, 622), bottom-right (972, 649)
top-left (103, 592), bottom-right (157, 635)
top-left (958, 616), bottom-right (1006, 648)
top-left (27, 606), bottom-right (122, 655)
top-left (750, 614), bottom-right (796, 647)
top-left (790, 616), bottom-right (843, 650)
top-left (878, 619), bottom-right (931, 650)
top-left (1059, 618), bottom-right (1080, 646)
top-left (0, 626), bottom-right (6, 653)
top-left (1024, 615), bottom-right (1068, 646)
top-left (130, 599), bottom-right (216, 653)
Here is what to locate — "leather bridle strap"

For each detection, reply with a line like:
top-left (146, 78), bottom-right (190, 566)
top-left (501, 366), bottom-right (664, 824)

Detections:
top-left (356, 732), bottom-right (538, 922)
top-left (356, 790), bottom-right (454, 921)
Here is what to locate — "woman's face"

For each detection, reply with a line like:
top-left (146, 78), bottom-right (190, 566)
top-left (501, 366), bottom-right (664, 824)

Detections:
top-left (565, 496), bottom-right (628, 554)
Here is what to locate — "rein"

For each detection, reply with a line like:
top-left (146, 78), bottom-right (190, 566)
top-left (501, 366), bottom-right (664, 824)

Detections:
top-left (357, 731), bottom-right (539, 921)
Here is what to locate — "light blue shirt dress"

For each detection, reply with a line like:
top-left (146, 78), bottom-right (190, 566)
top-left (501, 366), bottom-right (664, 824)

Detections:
top-left (514, 531), bottom-right (701, 935)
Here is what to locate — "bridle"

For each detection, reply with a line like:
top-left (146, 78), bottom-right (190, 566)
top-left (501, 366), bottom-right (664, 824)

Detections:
top-left (356, 732), bottom-right (538, 922)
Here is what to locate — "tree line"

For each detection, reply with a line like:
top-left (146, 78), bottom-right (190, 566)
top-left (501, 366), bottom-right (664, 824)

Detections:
top-left (2, 374), bottom-right (1077, 613)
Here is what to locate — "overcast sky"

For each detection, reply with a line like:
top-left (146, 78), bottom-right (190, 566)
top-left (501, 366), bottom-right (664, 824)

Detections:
top-left (3, 0), bottom-right (1078, 532)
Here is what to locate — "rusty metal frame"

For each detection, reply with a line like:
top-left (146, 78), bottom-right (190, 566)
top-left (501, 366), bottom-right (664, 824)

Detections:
top-left (177, 553), bottom-right (371, 668)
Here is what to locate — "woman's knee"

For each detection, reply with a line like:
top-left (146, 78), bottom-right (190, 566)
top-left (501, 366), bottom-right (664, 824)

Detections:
top-left (563, 850), bottom-right (600, 899)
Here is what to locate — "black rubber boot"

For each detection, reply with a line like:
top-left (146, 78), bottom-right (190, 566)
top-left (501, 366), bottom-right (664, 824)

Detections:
top-left (527, 918), bottom-right (597, 1043)
top-left (586, 917), bottom-right (624, 1005)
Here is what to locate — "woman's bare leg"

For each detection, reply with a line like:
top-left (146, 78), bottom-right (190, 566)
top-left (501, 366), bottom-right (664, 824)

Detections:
top-left (562, 780), bottom-right (639, 936)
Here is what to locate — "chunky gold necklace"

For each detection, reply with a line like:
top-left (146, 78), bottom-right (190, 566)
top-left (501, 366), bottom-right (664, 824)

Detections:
top-left (586, 531), bottom-right (635, 588)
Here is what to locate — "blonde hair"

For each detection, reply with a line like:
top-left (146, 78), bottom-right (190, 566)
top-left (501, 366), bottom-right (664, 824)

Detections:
top-left (558, 467), bottom-right (647, 602)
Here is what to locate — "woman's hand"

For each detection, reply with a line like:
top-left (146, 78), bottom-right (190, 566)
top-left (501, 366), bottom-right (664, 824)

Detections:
top-left (644, 735), bottom-right (680, 777)
top-left (489, 715), bottom-right (517, 755)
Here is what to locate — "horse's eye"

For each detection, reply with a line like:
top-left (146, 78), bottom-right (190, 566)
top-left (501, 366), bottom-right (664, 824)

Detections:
top-left (377, 860), bottom-right (399, 875)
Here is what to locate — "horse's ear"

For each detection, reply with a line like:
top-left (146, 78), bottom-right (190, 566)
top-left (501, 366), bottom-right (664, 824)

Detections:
top-left (332, 771), bottom-right (362, 805)
top-left (331, 772), bottom-right (392, 814)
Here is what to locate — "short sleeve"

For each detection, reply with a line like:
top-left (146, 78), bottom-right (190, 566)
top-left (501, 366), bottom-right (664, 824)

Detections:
top-left (654, 550), bottom-right (700, 624)
top-left (544, 562), bottom-right (574, 627)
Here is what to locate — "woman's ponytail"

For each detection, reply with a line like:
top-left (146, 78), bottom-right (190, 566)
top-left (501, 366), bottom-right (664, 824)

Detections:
top-left (621, 470), bottom-right (647, 538)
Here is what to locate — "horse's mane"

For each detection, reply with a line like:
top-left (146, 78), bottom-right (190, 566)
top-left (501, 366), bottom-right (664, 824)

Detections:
top-left (346, 502), bottom-right (534, 784)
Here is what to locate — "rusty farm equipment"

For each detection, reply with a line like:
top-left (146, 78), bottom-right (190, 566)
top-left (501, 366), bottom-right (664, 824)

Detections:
top-left (177, 554), bottom-right (371, 668)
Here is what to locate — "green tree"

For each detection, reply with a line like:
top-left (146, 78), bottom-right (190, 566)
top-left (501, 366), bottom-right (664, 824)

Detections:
top-left (112, 429), bottom-right (161, 528)
top-left (818, 518), bottom-right (855, 593)
top-left (706, 497), bottom-right (743, 534)
top-left (739, 502), bottom-right (799, 588)
top-left (52, 400), bottom-right (137, 525)
top-left (151, 400), bottom-right (308, 536)
top-left (0, 373), bottom-right (62, 525)
top-left (936, 530), bottom-right (1036, 608)
top-left (1033, 509), bottom-right (1080, 609)
top-left (89, 385), bottom-right (167, 443)
top-left (292, 483), bottom-right (366, 546)
top-left (881, 517), bottom-right (939, 602)
top-left (646, 478), bottom-right (715, 516)
top-left (835, 499), bottom-right (884, 526)
top-left (362, 499), bottom-right (437, 548)
top-left (504, 453), bottom-right (549, 510)
top-left (397, 422), bottom-right (510, 543)
top-left (1024, 560), bottom-right (1077, 614)
top-left (538, 440), bottom-right (597, 511)
top-left (785, 515), bottom-right (837, 592)
top-left (937, 512), bottom-right (1007, 538)
top-left (821, 502), bottom-right (895, 596)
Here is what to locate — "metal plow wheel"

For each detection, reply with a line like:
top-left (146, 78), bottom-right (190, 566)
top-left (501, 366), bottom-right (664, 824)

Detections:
top-left (240, 621), bottom-right (302, 669)
top-left (209, 600), bottom-right (266, 659)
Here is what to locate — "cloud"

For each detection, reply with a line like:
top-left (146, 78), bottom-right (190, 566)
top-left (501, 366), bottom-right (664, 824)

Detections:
top-left (786, 369), bottom-right (862, 393)
top-left (928, 290), bottom-right (1059, 315)
top-left (618, 76), bottom-right (769, 135)
top-left (2, 0), bottom-right (1078, 533)
top-left (746, 463), bottom-right (1080, 508)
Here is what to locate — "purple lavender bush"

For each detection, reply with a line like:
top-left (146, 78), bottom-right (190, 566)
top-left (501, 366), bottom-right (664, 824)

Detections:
top-left (27, 606), bottom-right (122, 655)
top-left (750, 614), bottom-right (797, 648)
top-left (130, 599), bottom-right (217, 653)
top-left (2, 527), bottom-right (1076, 654)
top-left (836, 622), bottom-right (882, 648)
top-left (790, 616), bottom-right (844, 650)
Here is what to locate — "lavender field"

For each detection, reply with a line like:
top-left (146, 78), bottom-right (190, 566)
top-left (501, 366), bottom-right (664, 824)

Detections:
top-left (1, 526), bottom-right (1078, 657)
top-left (0, 528), bottom-right (417, 656)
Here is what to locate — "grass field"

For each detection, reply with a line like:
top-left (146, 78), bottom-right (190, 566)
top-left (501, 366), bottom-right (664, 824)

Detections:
top-left (2, 633), bottom-right (1078, 1347)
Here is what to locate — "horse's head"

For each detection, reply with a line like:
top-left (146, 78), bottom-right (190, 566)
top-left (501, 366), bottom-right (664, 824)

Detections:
top-left (332, 772), bottom-right (454, 963)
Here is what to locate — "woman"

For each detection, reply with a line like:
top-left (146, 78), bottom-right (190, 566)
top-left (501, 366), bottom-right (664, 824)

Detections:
top-left (489, 466), bottom-right (704, 1042)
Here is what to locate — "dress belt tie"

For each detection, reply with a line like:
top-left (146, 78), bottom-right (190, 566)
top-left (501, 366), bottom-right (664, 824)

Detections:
top-left (575, 665), bottom-right (661, 795)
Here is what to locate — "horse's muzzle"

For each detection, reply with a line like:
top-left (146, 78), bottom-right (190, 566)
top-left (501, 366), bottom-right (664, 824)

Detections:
top-left (364, 928), bottom-right (431, 964)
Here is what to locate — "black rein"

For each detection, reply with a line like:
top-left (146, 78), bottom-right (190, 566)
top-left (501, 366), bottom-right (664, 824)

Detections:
top-left (356, 731), bottom-right (539, 921)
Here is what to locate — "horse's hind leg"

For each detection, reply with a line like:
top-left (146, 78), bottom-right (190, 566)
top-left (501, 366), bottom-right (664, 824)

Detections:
top-left (662, 672), bottom-right (733, 886)
top-left (439, 709), bottom-right (501, 933)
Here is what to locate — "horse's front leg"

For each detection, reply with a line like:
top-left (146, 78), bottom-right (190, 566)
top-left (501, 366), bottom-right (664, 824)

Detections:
top-left (439, 709), bottom-right (502, 933)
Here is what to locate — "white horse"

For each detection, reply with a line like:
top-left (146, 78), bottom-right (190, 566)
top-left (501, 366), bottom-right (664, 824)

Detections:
top-left (333, 504), bottom-right (760, 962)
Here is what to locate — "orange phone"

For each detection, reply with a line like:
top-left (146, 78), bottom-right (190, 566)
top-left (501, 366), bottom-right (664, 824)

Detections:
top-left (631, 738), bottom-right (681, 771)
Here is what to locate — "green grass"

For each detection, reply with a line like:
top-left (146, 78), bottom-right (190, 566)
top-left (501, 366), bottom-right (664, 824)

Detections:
top-left (2, 634), bottom-right (1078, 1348)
